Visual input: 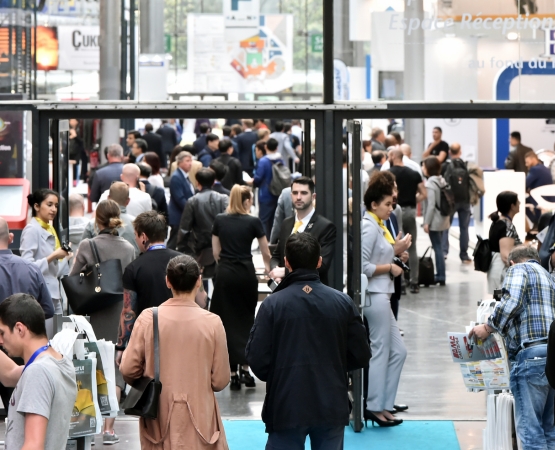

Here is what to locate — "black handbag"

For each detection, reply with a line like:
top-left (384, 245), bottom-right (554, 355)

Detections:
top-left (61, 239), bottom-right (123, 315)
top-left (473, 235), bottom-right (492, 273)
top-left (418, 246), bottom-right (435, 287)
top-left (122, 307), bottom-right (162, 419)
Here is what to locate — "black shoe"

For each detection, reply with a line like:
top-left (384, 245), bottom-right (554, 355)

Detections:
top-left (409, 283), bottom-right (420, 294)
top-left (435, 280), bottom-right (446, 286)
top-left (394, 404), bottom-right (409, 412)
top-left (239, 368), bottom-right (256, 387)
top-left (364, 410), bottom-right (402, 427)
top-left (401, 286), bottom-right (407, 295)
top-left (230, 374), bottom-right (241, 391)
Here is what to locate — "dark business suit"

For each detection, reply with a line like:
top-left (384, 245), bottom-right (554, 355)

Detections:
top-left (168, 169), bottom-right (195, 248)
top-left (193, 134), bottom-right (208, 155)
top-left (142, 132), bottom-right (165, 168)
top-left (89, 162), bottom-right (124, 203)
top-left (156, 125), bottom-right (178, 163)
top-left (385, 214), bottom-right (401, 320)
top-left (212, 182), bottom-right (230, 196)
top-left (234, 131), bottom-right (258, 176)
top-left (141, 179), bottom-right (168, 217)
top-left (271, 213), bottom-right (337, 286)
top-left (216, 153), bottom-right (244, 190)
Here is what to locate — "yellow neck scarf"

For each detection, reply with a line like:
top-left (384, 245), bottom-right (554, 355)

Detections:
top-left (368, 212), bottom-right (395, 244)
top-left (35, 217), bottom-right (61, 250)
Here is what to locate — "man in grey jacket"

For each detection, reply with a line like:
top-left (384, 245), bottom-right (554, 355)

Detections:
top-left (82, 182), bottom-right (139, 257)
top-left (270, 121), bottom-right (299, 171)
top-left (270, 187), bottom-right (294, 245)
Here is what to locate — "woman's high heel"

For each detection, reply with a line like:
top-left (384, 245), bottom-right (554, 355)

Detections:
top-left (364, 410), bottom-right (403, 427)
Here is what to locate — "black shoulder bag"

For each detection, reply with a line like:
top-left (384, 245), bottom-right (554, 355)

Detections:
top-left (122, 307), bottom-right (162, 419)
top-left (62, 239), bottom-right (123, 314)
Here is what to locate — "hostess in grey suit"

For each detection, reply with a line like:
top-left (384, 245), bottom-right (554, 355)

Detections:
top-left (361, 212), bottom-right (407, 413)
top-left (20, 218), bottom-right (70, 337)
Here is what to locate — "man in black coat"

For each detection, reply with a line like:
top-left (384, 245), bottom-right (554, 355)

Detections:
top-left (246, 233), bottom-right (370, 449)
top-left (142, 123), bottom-right (165, 168)
top-left (156, 120), bottom-right (179, 166)
top-left (215, 139), bottom-right (244, 190)
top-left (193, 123), bottom-right (211, 155)
top-left (137, 163), bottom-right (168, 218)
top-left (269, 177), bottom-right (336, 286)
top-left (234, 119), bottom-right (258, 176)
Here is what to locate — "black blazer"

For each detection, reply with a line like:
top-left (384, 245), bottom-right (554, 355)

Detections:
top-left (142, 132), bottom-right (165, 168)
top-left (216, 154), bottom-right (244, 190)
top-left (271, 212), bottom-right (337, 286)
top-left (141, 179), bottom-right (168, 217)
top-left (234, 131), bottom-right (258, 176)
top-left (212, 182), bottom-right (230, 196)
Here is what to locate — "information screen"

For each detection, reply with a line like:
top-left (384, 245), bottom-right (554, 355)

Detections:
top-left (0, 185), bottom-right (24, 216)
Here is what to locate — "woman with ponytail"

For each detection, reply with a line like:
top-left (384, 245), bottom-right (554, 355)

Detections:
top-left (487, 191), bottom-right (521, 293)
top-left (70, 199), bottom-right (135, 444)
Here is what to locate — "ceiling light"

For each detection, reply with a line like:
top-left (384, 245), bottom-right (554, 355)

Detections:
top-left (507, 32), bottom-right (519, 41)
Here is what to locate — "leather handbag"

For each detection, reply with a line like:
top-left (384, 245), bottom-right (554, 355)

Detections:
top-left (418, 246), bottom-right (435, 287)
top-left (62, 239), bottom-right (123, 315)
top-left (122, 307), bottom-right (162, 419)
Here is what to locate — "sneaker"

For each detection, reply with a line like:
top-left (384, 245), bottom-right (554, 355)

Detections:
top-left (240, 368), bottom-right (256, 388)
top-left (409, 284), bottom-right (420, 294)
top-left (103, 431), bottom-right (120, 445)
top-left (230, 374), bottom-right (241, 391)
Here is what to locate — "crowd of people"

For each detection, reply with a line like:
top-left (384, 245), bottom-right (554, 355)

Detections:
top-left (3, 117), bottom-right (555, 450)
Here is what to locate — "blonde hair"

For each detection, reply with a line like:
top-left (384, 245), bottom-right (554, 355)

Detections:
top-left (95, 200), bottom-right (123, 234)
top-left (227, 185), bottom-right (252, 215)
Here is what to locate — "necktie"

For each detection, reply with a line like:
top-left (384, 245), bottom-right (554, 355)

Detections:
top-left (367, 212), bottom-right (395, 244)
top-left (292, 221), bottom-right (303, 234)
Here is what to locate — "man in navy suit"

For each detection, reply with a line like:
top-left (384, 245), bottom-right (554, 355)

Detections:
top-left (90, 144), bottom-right (124, 204)
top-left (193, 123), bottom-right (211, 155)
top-left (234, 119), bottom-right (258, 176)
top-left (168, 151), bottom-right (195, 249)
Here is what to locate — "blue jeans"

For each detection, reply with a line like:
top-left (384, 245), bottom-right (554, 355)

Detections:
top-left (442, 203), bottom-right (471, 260)
top-left (510, 344), bottom-right (555, 450)
top-left (429, 231), bottom-right (445, 282)
top-left (266, 426), bottom-right (344, 450)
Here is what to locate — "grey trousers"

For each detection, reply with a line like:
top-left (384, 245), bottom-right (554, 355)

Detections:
top-left (401, 206), bottom-right (418, 285)
top-left (363, 293), bottom-right (407, 412)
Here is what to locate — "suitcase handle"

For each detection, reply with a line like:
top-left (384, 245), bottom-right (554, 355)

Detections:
top-left (421, 246), bottom-right (433, 260)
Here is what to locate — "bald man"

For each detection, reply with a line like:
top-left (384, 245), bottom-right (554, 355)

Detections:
top-left (380, 144), bottom-right (423, 176)
top-left (99, 163), bottom-right (152, 216)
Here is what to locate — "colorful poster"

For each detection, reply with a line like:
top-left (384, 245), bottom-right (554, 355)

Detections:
top-left (188, 14), bottom-right (293, 94)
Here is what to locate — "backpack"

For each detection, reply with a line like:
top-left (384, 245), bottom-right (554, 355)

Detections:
top-left (269, 160), bottom-right (291, 196)
top-left (434, 180), bottom-right (456, 217)
top-left (444, 159), bottom-right (470, 203)
top-left (473, 235), bottom-right (492, 273)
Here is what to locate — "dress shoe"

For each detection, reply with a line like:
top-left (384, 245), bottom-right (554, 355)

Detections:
top-left (239, 368), bottom-right (256, 387)
top-left (229, 374), bottom-right (241, 391)
top-left (435, 279), bottom-right (446, 286)
top-left (364, 410), bottom-right (402, 427)
top-left (394, 404), bottom-right (409, 412)
top-left (409, 283), bottom-right (420, 294)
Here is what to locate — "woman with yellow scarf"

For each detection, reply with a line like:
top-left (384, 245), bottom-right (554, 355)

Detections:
top-left (361, 172), bottom-right (411, 428)
top-left (20, 189), bottom-right (71, 335)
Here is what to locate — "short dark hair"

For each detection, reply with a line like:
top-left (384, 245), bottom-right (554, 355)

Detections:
top-left (206, 133), bottom-right (219, 143)
top-left (27, 189), bottom-right (59, 217)
top-left (128, 130), bottom-right (141, 139)
top-left (433, 126), bottom-right (443, 134)
top-left (144, 152), bottom-right (161, 175)
top-left (209, 160), bottom-right (227, 181)
top-left (364, 172), bottom-right (394, 210)
top-left (144, 123), bottom-right (153, 132)
top-left (137, 163), bottom-right (152, 178)
top-left (196, 168), bottom-right (216, 188)
top-left (266, 138), bottom-right (278, 151)
top-left (0, 294), bottom-right (46, 337)
top-left (292, 176), bottom-right (315, 195)
top-left (510, 131), bottom-right (521, 141)
top-left (133, 210), bottom-right (167, 242)
top-left (199, 123), bottom-right (210, 134)
top-left (256, 140), bottom-right (267, 155)
top-left (222, 126), bottom-right (232, 137)
top-left (283, 122), bottom-right (292, 133)
top-left (219, 139), bottom-right (233, 153)
top-left (423, 156), bottom-right (441, 176)
top-left (371, 151), bottom-right (385, 165)
top-left (285, 233), bottom-right (321, 271)
top-left (166, 255), bottom-right (201, 293)
top-left (134, 138), bottom-right (148, 153)
top-left (274, 121), bottom-right (284, 132)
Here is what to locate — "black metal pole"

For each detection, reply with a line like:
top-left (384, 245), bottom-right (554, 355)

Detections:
top-left (322, 0), bottom-right (333, 104)
top-left (303, 119), bottom-right (311, 178)
top-left (120, 0), bottom-right (128, 100)
top-left (129, 0), bottom-right (136, 100)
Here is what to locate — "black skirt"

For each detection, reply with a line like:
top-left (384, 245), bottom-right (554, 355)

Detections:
top-left (210, 258), bottom-right (258, 365)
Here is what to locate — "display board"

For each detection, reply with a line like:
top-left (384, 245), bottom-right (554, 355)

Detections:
top-left (0, 179), bottom-right (30, 230)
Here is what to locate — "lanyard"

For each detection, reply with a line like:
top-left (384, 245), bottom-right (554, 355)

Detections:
top-left (147, 245), bottom-right (166, 251)
top-left (23, 344), bottom-right (50, 373)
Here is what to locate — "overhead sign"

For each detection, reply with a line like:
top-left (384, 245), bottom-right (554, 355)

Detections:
top-left (224, 0), bottom-right (260, 28)
top-left (58, 26), bottom-right (100, 71)
top-left (41, 0), bottom-right (99, 17)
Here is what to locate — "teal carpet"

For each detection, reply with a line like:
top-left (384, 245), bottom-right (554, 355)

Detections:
top-left (223, 420), bottom-right (461, 450)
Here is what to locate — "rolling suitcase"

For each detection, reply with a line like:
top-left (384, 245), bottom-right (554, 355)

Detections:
top-left (418, 246), bottom-right (435, 287)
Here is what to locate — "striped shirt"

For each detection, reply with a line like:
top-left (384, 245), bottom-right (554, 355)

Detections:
top-left (488, 260), bottom-right (555, 360)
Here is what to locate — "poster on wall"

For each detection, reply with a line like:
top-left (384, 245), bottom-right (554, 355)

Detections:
top-left (188, 14), bottom-right (293, 94)
top-left (0, 112), bottom-right (24, 179)
top-left (439, 0), bottom-right (555, 16)
top-left (58, 26), bottom-right (100, 71)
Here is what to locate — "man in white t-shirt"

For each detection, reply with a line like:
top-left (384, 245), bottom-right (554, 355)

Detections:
top-left (99, 163), bottom-right (152, 216)
top-left (0, 293), bottom-right (76, 450)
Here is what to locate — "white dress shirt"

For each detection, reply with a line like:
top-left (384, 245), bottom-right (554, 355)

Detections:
top-left (99, 187), bottom-right (152, 217)
top-left (291, 208), bottom-right (316, 234)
